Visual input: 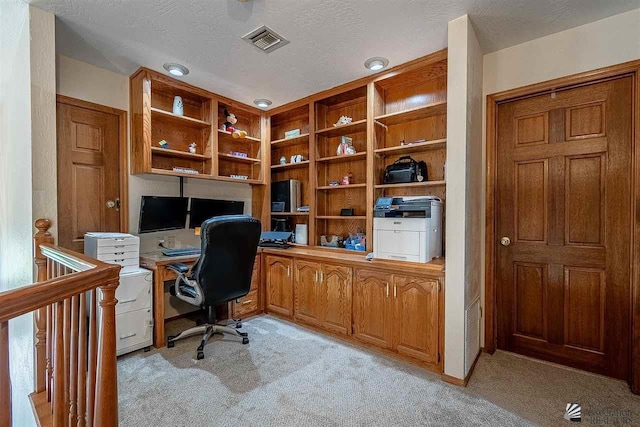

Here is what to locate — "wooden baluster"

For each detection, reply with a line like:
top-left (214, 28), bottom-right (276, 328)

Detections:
top-left (77, 292), bottom-right (88, 427)
top-left (34, 219), bottom-right (54, 393)
top-left (0, 321), bottom-right (11, 427)
top-left (47, 303), bottom-right (53, 403)
top-left (94, 279), bottom-right (119, 427)
top-left (87, 289), bottom-right (97, 427)
top-left (64, 298), bottom-right (71, 425)
top-left (69, 296), bottom-right (79, 426)
top-left (53, 301), bottom-right (65, 427)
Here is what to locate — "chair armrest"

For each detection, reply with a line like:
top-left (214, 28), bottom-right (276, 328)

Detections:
top-left (166, 263), bottom-right (190, 274)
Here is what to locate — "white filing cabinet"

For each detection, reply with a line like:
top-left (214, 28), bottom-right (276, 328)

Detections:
top-left (85, 233), bottom-right (153, 355)
top-left (113, 268), bottom-right (153, 356)
top-left (84, 232), bottom-right (140, 274)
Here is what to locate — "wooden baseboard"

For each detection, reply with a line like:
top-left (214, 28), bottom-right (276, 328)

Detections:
top-left (440, 350), bottom-right (482, 387)
top-left (264, 311), bottom-right (444, 374)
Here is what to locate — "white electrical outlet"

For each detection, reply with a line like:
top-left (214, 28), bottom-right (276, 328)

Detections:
top-left (167, 235), bottom-right (176, 248)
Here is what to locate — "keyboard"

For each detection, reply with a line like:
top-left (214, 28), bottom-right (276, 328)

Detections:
top-left (162, 247), bottom-right (201, 257)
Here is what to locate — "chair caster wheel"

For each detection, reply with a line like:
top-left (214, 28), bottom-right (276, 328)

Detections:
top-left (167, 337), bottom-right (175, 348)
top-left (242, 337), bottom-right (249, 345)
top-left (197, 351), bottom-right (205, 360)
top-left (239, 332), bottom-right (248, 337)
top-left (235, 323), bottom-right (242, 329)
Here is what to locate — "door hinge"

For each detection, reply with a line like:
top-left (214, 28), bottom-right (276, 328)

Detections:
top-left (437, 352), bottom-right (441, 363)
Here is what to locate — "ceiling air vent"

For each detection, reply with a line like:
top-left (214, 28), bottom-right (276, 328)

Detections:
top-left (242, 25), bottom-right (289, 53)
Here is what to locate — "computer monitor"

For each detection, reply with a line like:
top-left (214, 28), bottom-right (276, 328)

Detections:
top-left (188, 198), bottom-right (244, 229)
top-left (138, 196), bottom-right (189, 233)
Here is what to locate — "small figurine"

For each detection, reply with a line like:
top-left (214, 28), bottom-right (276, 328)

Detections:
top-left (333, 116), bottom-right (353, 127)
top-left (158, 139), bottom-right (168, 149)
top-left (188, 142), bottom-right (197, 154)
top-left (280, 156), bottom-right (287, 165)
top-left (221, 108), bottom-right (248, 139)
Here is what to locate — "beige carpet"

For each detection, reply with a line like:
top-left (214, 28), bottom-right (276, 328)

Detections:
top-left (117, 315), bottom-right (639, 426)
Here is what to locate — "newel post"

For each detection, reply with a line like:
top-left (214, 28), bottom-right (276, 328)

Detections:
top-left (94, 278), bottom-right (119, 427)
top-left (34, 219), bottom-right (54, 393)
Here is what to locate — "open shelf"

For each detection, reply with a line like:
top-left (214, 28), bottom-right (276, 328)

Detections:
top-left (151, 146), bottom-right (210, 160)
top-left (374, 139), bottom-right (446, 156)
top-left (316, 216), bottom-right (366, 220)
top-left (218, 153), bottom-right (261, 164)
top-left (218, 129), bottom-right (261, 143)
top-left (317, 183), bottom-right (366, 190)
top-left (271, 212), bottom-right (309, 216)
top-left (374, 101), bottom-right (447, 126)
top-left (375, 180), bottom-right (446, 189)
top-left (271, 133), bottom-right (310, 147)
top-left (271, 161), bottom-right (310, 170)
top-left (315, 119), bottom-right (367, 138)
top-left (316, 152), bottom-right (366, 163)
top-left (215, 175), bottom-right (263, 185)
top-left (150, 107), bottom-right (210, 128)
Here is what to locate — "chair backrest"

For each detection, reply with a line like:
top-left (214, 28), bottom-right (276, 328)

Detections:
top-left (192, 215), bottom-right (262, 306)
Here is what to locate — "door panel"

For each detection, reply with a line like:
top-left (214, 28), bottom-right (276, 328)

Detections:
top-left (265, 256), bottom-right (293, 317)
top-left (496, 77), bottom-right (632, 379)
top-left (393, 275), bottom-right (439, 363)
top-left (294, 260), bottom-right (321, 325)
top-left (353, 269), bottom-right (392, 349)
top-left (57, 100), bottom-right (121, 251)
top-left (319, 264), bottom-right (352, 335)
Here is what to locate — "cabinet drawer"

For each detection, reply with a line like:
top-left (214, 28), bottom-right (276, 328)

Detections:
top-left (116, 274), bottom-right (152, 315)
top-left (99, 252), bottom-right (139, 263)
top-left (115, 308), bottom-right (153, 355)
top-left (234, 290), bottom-right (258, 317)
top-left (374, 217), bottom-right (425, 232)
top-left (96, 235), bottom-right (138, 247)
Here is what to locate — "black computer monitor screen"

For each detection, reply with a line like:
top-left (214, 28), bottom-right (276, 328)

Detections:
top-left (138, 196), bottom-right (189, 233)
top-left (189, 198), bottom-right (245, 228)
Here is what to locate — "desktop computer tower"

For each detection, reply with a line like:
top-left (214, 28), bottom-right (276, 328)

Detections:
top-left (271, 179), bottom-right (301, 213)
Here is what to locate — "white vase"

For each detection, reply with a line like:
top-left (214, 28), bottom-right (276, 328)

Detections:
top-left (173, 96), bottom-right (184, 116)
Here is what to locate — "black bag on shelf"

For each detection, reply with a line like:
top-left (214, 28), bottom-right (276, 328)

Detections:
top-left (383, 156), bottom-right (428, 184)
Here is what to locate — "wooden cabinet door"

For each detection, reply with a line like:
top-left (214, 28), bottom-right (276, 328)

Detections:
top-left (294, 260), bottom-right (321, 325)
top-left (353, 269), bottom-right (393, 349)
top-left (265, 256), bottom-right (293, 317)
top-left (319, 264), bottom-right (352, 335)
top-left (392, 275), bottom-right (440, 364)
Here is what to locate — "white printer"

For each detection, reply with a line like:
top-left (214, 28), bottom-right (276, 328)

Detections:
top-left (373, 196), bottom-right (442, 263)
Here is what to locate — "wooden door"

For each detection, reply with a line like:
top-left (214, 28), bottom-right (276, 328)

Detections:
top-left (294, 260), bottom-right (321, 325)
top-left (392, 275), bottom-right (439, 364)
top-left (319, 264), bottom-right (352, 335)
top-left (57, 97), bottom-right (123, 251)
top-left (353, 269), bottom-right (393, 348)
top-left (496, 77), bottom-right (632, 379)
top-left (265, 256), bottom-right (293, 317)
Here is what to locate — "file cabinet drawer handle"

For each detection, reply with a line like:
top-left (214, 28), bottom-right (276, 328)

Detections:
top-left (120, 298), bottom-right (137, 304)
top-left (119, 333), bottom-right (137, 340)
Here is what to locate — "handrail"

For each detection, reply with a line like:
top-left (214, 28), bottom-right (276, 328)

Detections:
top-left (0, 219), bottom-right (121, 427)
top-left (0, 244), bottom-right (120, 323)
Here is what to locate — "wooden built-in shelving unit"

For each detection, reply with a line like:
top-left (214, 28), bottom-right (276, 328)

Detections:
top-left (267, 50), bottom-right (448, 255)
top-left (130, 67), bottom-right (267, 184)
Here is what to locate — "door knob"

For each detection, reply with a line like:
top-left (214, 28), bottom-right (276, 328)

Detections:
top-left (500, 236), bottom-right (511, 246)
top-left (106, 198), bottom-right (121, 211)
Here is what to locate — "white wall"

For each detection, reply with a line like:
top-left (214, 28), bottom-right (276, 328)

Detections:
top-left (0, 3), bottom-right (56, 425)
top-left (444, 15), bottom-right (483, 380)
top-left (480, 8), bottom-right (640, 347)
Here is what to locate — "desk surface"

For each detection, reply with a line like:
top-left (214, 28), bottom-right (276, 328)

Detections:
top-left (139, 250), bottom-right (200, 268)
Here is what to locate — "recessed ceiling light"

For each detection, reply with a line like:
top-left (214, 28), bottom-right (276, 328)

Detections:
top-left (163, 63), bottom-right (189, 77)
top-left (364, 57), bottom-right (389, 71)
top-left (254, 99), bottom-right (272, 108)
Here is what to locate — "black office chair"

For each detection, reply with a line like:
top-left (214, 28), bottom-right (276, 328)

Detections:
top-left (165, 215), bottom-right (261, 360)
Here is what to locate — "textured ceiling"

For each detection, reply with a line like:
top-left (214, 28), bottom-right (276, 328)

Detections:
top-left (29, 0), bottom-right (640, 108)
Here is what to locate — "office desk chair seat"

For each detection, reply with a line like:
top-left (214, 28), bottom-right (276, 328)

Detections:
top-left (165, 215), bottom-right (261, 360)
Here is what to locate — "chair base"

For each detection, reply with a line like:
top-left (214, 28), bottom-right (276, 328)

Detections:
top-left (167, 322), bottom-right (248, 359)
